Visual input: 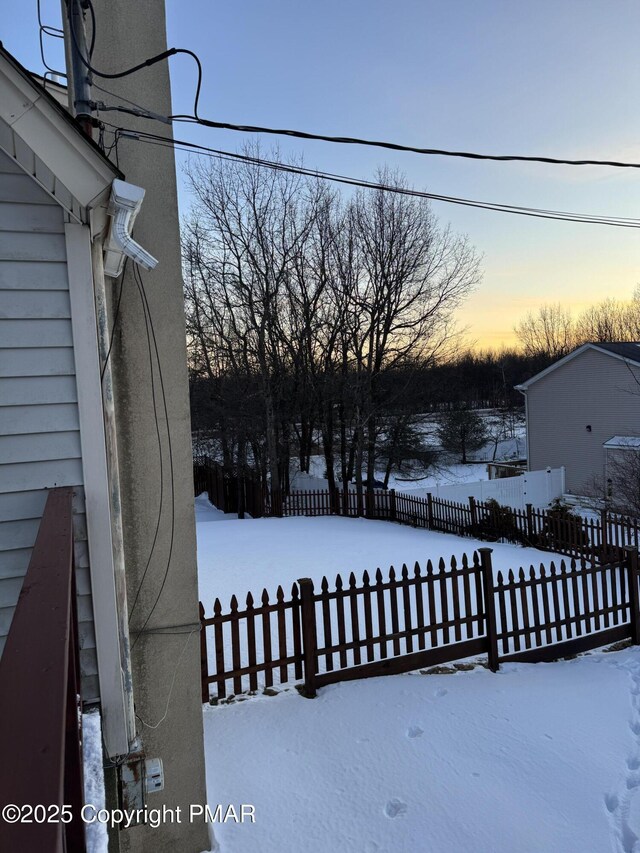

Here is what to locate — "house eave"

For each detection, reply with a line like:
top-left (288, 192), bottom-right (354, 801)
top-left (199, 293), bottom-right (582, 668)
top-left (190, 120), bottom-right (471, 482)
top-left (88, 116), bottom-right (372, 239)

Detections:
top-left (0, 45), bottom-right (121, 229)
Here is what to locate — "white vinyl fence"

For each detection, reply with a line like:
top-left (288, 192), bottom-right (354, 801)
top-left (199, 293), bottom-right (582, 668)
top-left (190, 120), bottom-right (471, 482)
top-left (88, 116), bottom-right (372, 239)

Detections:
top-left (401, 467), bottom-right (565, 510)
top-left (291, 468), bottom-right (566, 511)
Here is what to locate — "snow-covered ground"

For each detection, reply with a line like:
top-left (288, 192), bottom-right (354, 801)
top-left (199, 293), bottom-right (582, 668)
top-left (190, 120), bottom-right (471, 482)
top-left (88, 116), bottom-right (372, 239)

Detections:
top-left (203, 647), bottom-right (640, 853)
top-left (82, 711), bottom-right (107, 853)
top-left (196, 495), bottom-right (558, 615)
top-left (304, 454), bottom-right (493, 490)
top-left (198, 497), bottom-right (639, 853)
top-left (299, 408), bottom-right (526, 490)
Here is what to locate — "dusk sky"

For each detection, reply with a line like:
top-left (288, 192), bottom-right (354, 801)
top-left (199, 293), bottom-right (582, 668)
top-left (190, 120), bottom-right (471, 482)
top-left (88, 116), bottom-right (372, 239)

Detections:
top-left (6, 1), bottom-right (640, 348)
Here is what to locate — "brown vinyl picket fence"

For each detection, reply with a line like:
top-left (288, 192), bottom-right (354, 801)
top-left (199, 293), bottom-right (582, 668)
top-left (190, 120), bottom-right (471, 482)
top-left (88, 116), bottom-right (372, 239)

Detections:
top-left (200, 546), bottom-right (640, 702)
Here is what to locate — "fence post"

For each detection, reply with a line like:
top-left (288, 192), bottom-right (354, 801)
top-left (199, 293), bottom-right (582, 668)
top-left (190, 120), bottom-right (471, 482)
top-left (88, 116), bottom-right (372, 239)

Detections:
top-left (468, 496), bottom-right (478, 530)
top-left (427, 493), bottom-right (434, 529)
top-left (526, 503), bottom-right (534, 542)
top-left (298, 578), bottom-right (318, 698)
top-left (389, 489), bottom-right (397, 522)
top-left (478, 547), bottom-right (499, 672)
top-left (237, 476), bottom-right (246, 520)
top-left (272, 488), bottom-right (283, 518)
top-left (365, 488), bottom-right (375, 519)
top-left (625, 547), bottom-right (640, 645)
top-left (601, 508), bottom-right (609, 562)
top-left (199, 602), bottom-right (209, 704)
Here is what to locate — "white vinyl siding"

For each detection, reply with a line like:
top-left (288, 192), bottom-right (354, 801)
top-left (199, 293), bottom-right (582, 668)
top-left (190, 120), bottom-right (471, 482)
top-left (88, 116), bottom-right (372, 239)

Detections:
top-left (0, 150), bottom-right (98, 700)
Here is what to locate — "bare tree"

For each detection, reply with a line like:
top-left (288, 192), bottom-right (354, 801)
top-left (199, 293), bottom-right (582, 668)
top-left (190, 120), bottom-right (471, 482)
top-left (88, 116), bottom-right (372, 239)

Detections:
top-left (574, 298), bottom-right (633, 344)
top-left (184, 149), bottom-right (317, 493)
top-left (514, 303), bottom-right (575, 359)
top-left (347, 170), bottom-right (482, 503)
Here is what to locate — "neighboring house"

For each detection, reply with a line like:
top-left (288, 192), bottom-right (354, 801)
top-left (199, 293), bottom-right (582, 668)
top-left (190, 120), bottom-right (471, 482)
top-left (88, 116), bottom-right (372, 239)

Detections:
top-left (0, 29), bottom-right (208, 853)
top-left (516, 342), bottom-right (640, 495)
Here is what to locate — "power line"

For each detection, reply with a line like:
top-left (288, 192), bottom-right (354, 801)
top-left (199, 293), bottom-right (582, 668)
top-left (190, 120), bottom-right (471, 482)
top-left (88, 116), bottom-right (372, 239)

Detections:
top-left (67, 2), bottom-right (640, 172)
top-left (170, 116), bottom-right (640, 171)
top-left (107, 125), bottom-right (640, 229)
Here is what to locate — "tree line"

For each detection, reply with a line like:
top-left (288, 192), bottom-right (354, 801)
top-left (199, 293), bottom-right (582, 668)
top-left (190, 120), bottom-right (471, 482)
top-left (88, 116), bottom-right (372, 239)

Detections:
top-left (514, 294), bottom-right (640, 360)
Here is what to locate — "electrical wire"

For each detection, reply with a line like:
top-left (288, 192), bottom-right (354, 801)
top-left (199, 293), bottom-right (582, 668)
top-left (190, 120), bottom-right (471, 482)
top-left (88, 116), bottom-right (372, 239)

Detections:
top-left (67, 0), bottom-right (202, 118)
top-left (100, 257), bottom-right (128, 382)
top-left (135, 629), bottom-right (198, 730)
top-left (92, 80), bottom-right (157, 115)
top-left (38, 0), bottom-right (67, 78)
top-left (127, 265), bottom-right (165, 624)
top-left (37, 0), bottom-right (64, 35)
top-left (63, 0), bottom-right (640, 172)
top-left (85, 0), bottom-right (96, 59)
top-left (94, 103), bottom-right (173, 125)
top-left (170, 116), bottom-right (640, 171)
top-left (106, 125), bottom-right (640, 230)
top-left (130, 265), bottom-right (176, 650)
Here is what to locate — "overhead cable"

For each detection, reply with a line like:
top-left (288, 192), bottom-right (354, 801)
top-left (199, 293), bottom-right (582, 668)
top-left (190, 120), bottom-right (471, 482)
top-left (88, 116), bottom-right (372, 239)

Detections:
top-left (108, 126), bottom-right (640, 229)
top-left (170, 116), bottom-right (640, 171)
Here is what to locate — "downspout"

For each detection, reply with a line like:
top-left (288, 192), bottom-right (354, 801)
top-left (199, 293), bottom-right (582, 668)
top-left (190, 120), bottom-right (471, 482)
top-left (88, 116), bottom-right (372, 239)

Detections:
top-left (92, 241), bottom-right (138, 754)
top-left (93, 179), bottom-right (158, 755)
top-left (104, 180), bottom-right (158, 276)
top-left (515, 385), bottom-right (530, 472)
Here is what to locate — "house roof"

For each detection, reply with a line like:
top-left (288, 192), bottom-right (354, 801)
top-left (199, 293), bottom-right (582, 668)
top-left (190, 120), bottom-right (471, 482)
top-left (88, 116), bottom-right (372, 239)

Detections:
top-left (603, 436), bottom-right (640, 450)
top-left (515, 342), bottom-right (640, 392)
top-left (0, 42), bottom-right (122, 227)
top-left (590, 342), bottom-right (640, 362)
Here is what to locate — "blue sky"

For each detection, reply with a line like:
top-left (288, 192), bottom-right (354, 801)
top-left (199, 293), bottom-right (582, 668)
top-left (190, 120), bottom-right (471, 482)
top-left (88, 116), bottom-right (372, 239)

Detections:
top-left (6, 1), bottom-right (640, 347)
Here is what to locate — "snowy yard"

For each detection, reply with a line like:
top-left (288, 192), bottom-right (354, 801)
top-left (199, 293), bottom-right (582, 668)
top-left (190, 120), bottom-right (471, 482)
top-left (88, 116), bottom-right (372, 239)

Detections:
top-left (196, 495), bottom-right (558, 611)
top-left (203, 648), bottom-right (640, 853)
top-left (196, 494), bottom-right (571, 690)
top-left (196, 497), bottom-right (640, 852)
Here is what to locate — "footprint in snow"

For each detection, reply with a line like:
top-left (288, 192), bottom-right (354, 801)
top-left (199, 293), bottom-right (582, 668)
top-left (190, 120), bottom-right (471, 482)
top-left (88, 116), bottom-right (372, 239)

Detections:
top-left (384, 799), bottom-right (408, 819)
top-left (604, 792), bottom-right (618, 814)
top-left (407, 726), bottom-right (423, 739)
top-left (435, 688), bottom-right (448, 698)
